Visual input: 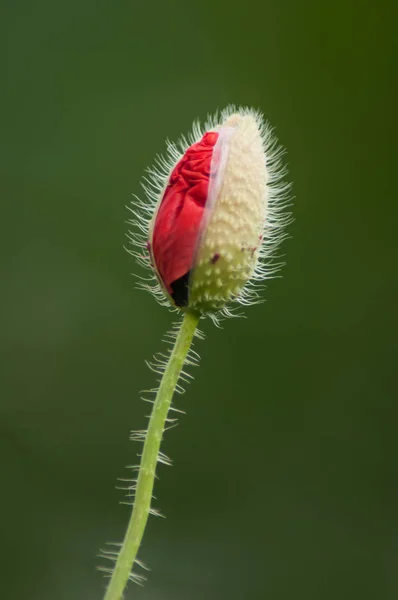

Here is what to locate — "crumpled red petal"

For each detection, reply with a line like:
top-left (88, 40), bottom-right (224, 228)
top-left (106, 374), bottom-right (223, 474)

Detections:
top-left (151, 131), bottom-right (219, 297)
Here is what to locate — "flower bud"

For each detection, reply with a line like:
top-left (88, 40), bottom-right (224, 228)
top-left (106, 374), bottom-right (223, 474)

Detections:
top-left (131, 106), bottom-right (290, 316)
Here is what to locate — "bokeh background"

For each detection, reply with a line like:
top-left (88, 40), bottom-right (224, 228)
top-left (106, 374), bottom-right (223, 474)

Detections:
top-left (1, 0), bottom-right (397, 598)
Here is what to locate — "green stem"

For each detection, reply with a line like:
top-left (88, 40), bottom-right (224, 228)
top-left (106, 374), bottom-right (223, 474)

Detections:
top-left (103, 310), bottom-right (200, 600)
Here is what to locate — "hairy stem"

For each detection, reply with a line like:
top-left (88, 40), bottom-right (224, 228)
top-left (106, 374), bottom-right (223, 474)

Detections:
top-left (103, 310), bottom-right (200, 600)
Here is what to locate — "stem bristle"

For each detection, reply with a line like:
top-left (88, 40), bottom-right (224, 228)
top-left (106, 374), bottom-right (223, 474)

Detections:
top-left (100, 312), bottom-right (200, 600)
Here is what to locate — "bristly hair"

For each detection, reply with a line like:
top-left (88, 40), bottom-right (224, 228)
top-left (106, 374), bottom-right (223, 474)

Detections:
top-left (125, 105), bottom-right (293, 321)
top-left (97, 320), bottom-right (203, 585)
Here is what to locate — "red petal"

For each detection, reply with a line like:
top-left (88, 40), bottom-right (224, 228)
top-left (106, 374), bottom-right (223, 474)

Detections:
top-left (151, 131), bottom-right (219, 296)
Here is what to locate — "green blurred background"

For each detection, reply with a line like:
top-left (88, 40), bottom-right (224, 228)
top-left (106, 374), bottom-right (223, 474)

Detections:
top-left (1, 0), bottom-right (397, 598)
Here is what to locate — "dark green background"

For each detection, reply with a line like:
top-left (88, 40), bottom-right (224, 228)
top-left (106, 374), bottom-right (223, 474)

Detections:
top-left (1, 1), bottom-right (397, 599)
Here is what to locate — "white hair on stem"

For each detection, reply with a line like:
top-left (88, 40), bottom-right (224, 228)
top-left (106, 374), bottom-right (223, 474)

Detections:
top-left (98, 319), bottom-right (202, 586)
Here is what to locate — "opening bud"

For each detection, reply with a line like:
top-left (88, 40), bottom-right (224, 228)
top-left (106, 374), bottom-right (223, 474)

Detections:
top-left (131, 106), bottom-right (290, 316)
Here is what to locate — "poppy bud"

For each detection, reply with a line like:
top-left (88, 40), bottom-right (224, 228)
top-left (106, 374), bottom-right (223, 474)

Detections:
top-left (131, 106), bottom-right (290, 316)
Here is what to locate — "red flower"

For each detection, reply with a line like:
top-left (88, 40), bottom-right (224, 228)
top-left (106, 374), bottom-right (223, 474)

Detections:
top-left (150, 131), bottom-right (219, 306)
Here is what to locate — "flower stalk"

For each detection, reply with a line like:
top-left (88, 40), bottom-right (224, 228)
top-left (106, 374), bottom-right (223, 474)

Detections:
top-left (103, 310), bottom-right (200, 600)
